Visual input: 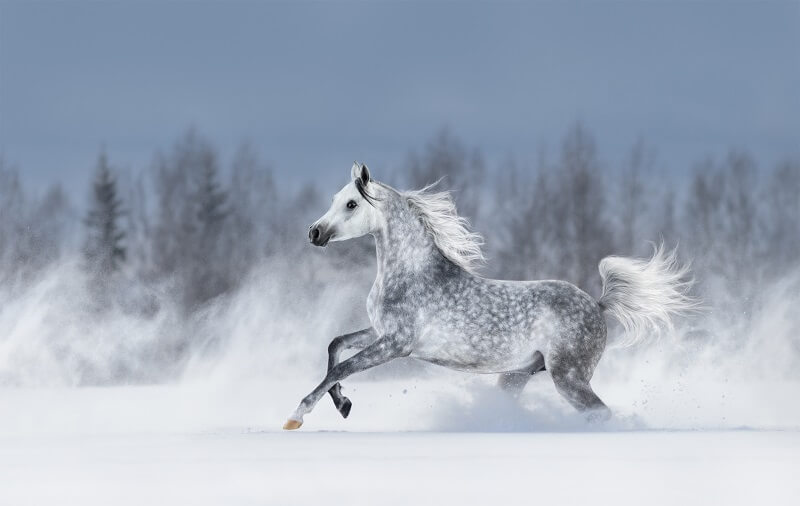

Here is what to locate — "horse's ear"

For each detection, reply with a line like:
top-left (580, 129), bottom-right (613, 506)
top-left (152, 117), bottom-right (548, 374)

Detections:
top-left (351, 161), bottom-right (370, 185)
top-left (359, 163), bottom-right (371, 185)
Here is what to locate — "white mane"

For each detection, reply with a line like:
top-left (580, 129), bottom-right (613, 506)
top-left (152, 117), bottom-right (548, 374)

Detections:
top-left (401, 183), bottom-right (486, 274)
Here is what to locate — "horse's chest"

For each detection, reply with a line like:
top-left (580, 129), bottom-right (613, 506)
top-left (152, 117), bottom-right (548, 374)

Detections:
top-left (366, 278), bottom-right (421, 335)
top-left (366, 281), bottom-right (391, 333)
top-left (366, 283), bottom-right (381, 326)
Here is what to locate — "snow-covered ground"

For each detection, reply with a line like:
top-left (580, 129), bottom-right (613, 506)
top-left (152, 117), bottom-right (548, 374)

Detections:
top-left (2, 429), bottom-right (797, 505)
top-left (2, 265), bottom-right (798, 503)
top-left (1, 375), bottom-right (798, 505)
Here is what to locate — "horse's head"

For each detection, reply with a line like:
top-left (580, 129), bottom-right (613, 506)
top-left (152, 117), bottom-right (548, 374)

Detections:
top-left (309, 162), bottom-right (383, 246)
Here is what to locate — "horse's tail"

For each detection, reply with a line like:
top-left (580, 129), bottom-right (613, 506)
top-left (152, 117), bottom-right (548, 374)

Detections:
top-left (597, 243), bottom-right (697, 346)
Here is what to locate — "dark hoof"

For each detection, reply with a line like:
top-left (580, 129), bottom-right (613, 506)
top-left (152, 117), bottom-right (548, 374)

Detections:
top-left (337, 397), bottom-right (352, 418)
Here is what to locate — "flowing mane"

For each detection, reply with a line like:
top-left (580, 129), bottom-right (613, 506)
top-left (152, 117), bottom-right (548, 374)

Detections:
top-left (400, 183), bottom-right (486, 274)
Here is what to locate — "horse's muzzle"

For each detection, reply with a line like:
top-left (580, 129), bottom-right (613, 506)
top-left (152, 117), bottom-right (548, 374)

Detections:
top-left (309, 224), bottom-right (333, 247)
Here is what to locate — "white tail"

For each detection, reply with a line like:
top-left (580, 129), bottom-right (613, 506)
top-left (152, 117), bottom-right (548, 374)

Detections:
top-left (598, 243), bottom-right (697, 346)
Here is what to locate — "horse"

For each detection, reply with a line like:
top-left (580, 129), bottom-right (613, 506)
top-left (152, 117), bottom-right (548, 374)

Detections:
top-left (283, 163), bottom-right (695, 430)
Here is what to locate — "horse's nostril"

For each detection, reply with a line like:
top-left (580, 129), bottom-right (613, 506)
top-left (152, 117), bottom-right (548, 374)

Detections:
top-left (310, 227), bottom-right (320, 241)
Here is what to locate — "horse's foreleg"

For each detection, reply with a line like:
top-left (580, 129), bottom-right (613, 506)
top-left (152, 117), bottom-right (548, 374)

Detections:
top-left (284, 334), bottom-right (411, 430)
top-left (326, 327), bottom-right (378, 418)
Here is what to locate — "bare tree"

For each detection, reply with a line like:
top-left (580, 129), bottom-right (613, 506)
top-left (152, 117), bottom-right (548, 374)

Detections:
top-left (721, 152), bottom-right (759, 275)
top-left (551, 123), bottom-right (614, 293)
top-left (122, 170), bottom-right (154, 279)
top-left (684, 158), bottom-right (725, 268)
top-left (618, 138), bottom-right (654, 255)
top-left (683, 152), bottom-right (764, 313)
top-left (0, 157), bottom-right (73, 287)
top-left (228, 143), bottom-right (277, 262)
top-left (31, 184), bottom-right (71, 268)
top-left (656, 187), bottom-right (678, 246)
top-left (492, 156), bottom-right (556, 281)
top-left (764, 160), bottom-right (800, 275)
top-left (406, 128), bottom-right (485, 223)
top-left (0, 159), bottom-right (27, 279)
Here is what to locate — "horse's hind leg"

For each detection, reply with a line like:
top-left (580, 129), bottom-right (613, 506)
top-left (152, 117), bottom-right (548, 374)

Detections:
top-left (550, 366), bottom-right (611, 421)
top-left (326, 328), bottom-right (377, 418)
top-left (497, 351), bottom-right (546, 397)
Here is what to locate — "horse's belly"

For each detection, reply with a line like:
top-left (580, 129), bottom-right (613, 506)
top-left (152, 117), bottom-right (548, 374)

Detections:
top-left (411, 329), bottom-right (539, 373)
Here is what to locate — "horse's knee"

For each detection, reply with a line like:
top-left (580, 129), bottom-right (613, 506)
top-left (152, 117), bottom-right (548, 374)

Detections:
top-left (328, 336), bottom-right (344, 355)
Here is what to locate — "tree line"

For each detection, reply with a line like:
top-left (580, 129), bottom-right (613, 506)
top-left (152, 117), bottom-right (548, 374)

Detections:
top-left (1, 124), bottom-right (798, 324)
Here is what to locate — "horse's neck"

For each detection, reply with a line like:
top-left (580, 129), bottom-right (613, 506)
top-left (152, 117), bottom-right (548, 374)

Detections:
top-left (372, 203), bottom-right (449, 281)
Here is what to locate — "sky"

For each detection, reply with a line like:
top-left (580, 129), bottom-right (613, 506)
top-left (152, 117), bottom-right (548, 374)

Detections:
top-left (0, 0), bottom-right (798, 198)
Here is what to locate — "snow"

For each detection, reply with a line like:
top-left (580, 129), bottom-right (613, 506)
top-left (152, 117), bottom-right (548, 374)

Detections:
top-left (2, 430), bottom-right (797, 506)
top-left (1, 376), bottom-right (798, 505)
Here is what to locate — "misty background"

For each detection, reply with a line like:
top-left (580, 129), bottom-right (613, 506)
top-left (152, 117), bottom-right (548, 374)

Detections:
top-left (0, 1), bottom-right (798, 394)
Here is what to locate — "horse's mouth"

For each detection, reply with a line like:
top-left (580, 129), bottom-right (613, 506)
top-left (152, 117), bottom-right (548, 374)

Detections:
top-left (312, 231), bottom-right (333, 247)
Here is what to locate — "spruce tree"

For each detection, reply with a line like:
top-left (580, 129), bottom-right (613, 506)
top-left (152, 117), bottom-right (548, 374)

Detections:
top-left (196, 163), bottom-right (227, 230)
top-left (84, 152), bottom-right (125, 274)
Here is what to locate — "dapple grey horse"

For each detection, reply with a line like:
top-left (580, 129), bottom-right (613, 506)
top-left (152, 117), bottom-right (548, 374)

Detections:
top-left (284, 163), bottom-right (694, 429)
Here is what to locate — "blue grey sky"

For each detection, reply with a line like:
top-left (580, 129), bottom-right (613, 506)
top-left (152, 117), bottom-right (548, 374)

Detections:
top-left (1, 0), bottom-right (798, 198)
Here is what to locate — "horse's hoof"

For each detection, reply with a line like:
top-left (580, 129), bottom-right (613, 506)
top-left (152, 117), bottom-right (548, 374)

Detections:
top-left (338, 397), bottom-right (352, 419)
top-left (283, 419), bottom-right (303, 430)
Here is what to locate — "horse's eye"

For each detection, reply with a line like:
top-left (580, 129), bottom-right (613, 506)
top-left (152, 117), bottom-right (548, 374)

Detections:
top-left (346, 200), bottom-right (358, 210)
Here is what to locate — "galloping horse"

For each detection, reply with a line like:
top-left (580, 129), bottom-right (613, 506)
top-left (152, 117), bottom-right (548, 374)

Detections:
top-left (284, 163), bottom-right (694, 430)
